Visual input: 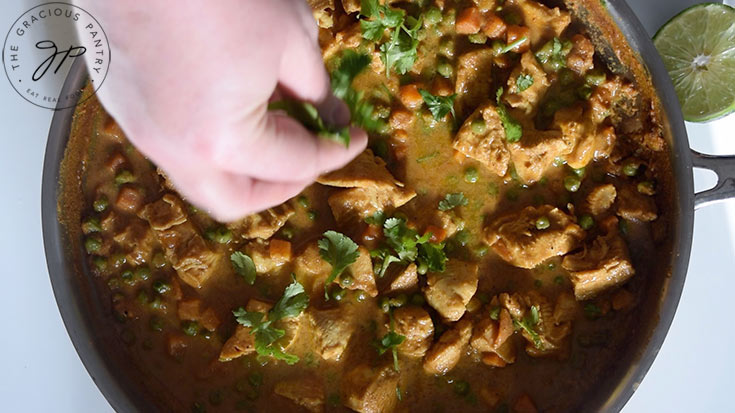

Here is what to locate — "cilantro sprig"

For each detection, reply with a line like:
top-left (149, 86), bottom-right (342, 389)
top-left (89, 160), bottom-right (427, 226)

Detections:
top-left (382, 217), bottom-right (447, 273)
top-left (268, 100), bottom-right (351, 147)
top-left (495, 87), bottom-right (523, 143)
top-left (232, 277), bottom-right (310, 364)
top-left (513, 305), bottom-right (544, 350)
top-left (231, 251), bottom-right (256, 285)
top-left (360, 0), bottom-right (423, 75)
top-left (373, 313), bottom-right (406, 371)
top-left (331, 50), bottom-right (385, 133)
top-left (516, 73), bottom-right (534, 92)
top-left (419, 89), bottom-right (457, 121)
top-left (438, 192), bottom-right (468, 211)
top-left (318, 230), bottom-right (360, 299)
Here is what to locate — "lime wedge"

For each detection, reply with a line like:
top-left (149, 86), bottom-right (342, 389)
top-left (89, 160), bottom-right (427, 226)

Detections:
top-left (653, 3), bottom-right (735, 122)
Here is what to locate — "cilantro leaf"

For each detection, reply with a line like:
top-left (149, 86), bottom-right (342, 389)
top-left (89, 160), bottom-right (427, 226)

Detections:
top-left (418, 242), bottom-right (447, 272)
top-left (384, 218), bottom-right (429, 262)
top-left (231, 251), bottom-right (257, 285)
top-left (360, 0), bottom-right (405, 41)
top-left (318, 231), bottom-right (360, 299)
top-left (268, 100), bottom-right (351, 147)
top-left (232, 277), bottom-right (309, 364)
top-left (438, 192), bottom-right (468, 211)
top-left (360, 18), bottom-right (386, 41)
top-left (379, 14), bottom-right (422, 75)
top-left (360, 0), bottom-right (379, 19)
top-left (516, 73), bottom-right (534, 92)
top-left (373, 313), bottom-right (406, 371)
top-left (513, 305), bottom-right (544, 349)
top-left (495, 88), bottom-right (523, 143)
top-left (370, 246), bottom-right (401, 278)
top-left (330, 51), bottom-right (385, 134)
top-left (419, 89), bottom-right (457, 121)
top-left (364, 210), bottom-right (387, 226)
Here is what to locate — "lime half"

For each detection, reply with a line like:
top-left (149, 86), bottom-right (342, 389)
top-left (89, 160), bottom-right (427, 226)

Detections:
top-left (653, 3), bottom-right (735, 122)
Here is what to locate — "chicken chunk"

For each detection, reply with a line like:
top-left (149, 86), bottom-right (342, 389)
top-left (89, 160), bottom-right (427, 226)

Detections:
top-left (227, 202), bottom-right (295, 240)
top-left (386, 263), bottom-right (419, 294)
top-left (343, 247), bottom-right (378, 297)
top-left (521, 291), bottom-right (572, 358)
top-left (505, 52), bottom-right (550, 114)
top-left (507, 127), bottom-right (571, 183)
top-left (455, 49), bottom-right (495, 119)
top-left (562, 228), bottom-right (635, 300)
top-left (177, 298), bottom-right (220, 331)
top-left (139, 194), bottom-right (221, 288)
top-left (309, 307), bottom-right (355, 361)
top-left (244, 239), bottom-right (289, 274)
top-left (342, 363), bottom-right (399, 413)
top-left (586, 184), bottom-right (617, 216)
top-left (552, 106), bottom-right (617, 169)
top-left (392, 306), bottom-right (434, 357)
top-left (308, 0), bottom-right (336, 28)
top-left (471, 305), bottom-right (516, 364)
top-left (219, 326), bottom-right (255, 361)
top-left (485, 205), bottom-right (585, 269)
top-left (616, 185), bottom-right (658, 222)
top-left (514, 0), bottom-right (571, 47)
top-left (423, 261), bottom-right (479, 321)
top-left (566, 34), bottom-right (595, 75)
top-left (319, 150), bottom-right (416, 224)
top-left (274, 377), bottom-right (325, 413)
top-left (423, 318), bottom-right (472, 375)
top-left (453, 103), bottom-right (511, 176)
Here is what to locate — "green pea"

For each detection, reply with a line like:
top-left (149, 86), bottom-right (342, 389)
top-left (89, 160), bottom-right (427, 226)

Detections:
top-left (112, 253), bottom-right (127, 268)
top-left (82, 217), bottom-right (102, 234)
top-left (471, 118), bottom-right (487, 135)
top-left (379, 297), bottom-right (391, 313)
top-left (535, 40), bottom-right (554, 63)
top-left (585, 68), bottom-right (606, 86)
top-left (307, 210), bottom-right (319, 221)
top-left (332, 288), bottom-right (347, 301)
top-left (417, 261), bottom-right (428, 275)
top-left (535, 216), bottom-right (551, 230)
top-left (547, 262), bottom-right (556, 270)
top-left (554, 275), bottom-right (564, 285)
top-left (107, 277), bottom-right (121, 290)
top-left (84, 237), bottom-right (102, 254)
top-left (280, 226), bottom-right (295, 240)
top-left (355, 291), bottom-right (367, 303)
top-left (439, 37), bottom-right (455, 57)
top-left (454, 229), bottom-right (471, 246)
top-left (389, 294), bottom-right (408, 308)
top-left (149, 296), bottom-right (165, 311)
top-left (564, 176), bottom-right (581, 192)
top-left (137, 290), bottom-right (150, 305)
top-left (93, 256), bottom-right (107, 271)
top-left (134, 267), bottom-right (151, 282)
top-left (464, 167), bottom-right (479, 183)
top-left (622, 162), bottom-right (638, 176)
top-left (248, 371), bottom-right (263, 388)
top-left (534, 279), bottom-right (542, 288)
top-left (572, 167), bottom-right (586, 178)
top-left (474, 245), bottom-right (489, 258)
top-left (437, 61), bottom-right (454, 78)
top-left (121, 270), bottom-right (134, 285)
top-left (468, 33), bottom-right (487, 44)
top-left (491, 39), bottom-right (506, 56)
top-left (410, 293), bottom-right (426, 306)
top-left (638, 181), bottom-right (656, 195)
top-left (93, 196), bottom-right (108, 212)
top-left (442, 8), bottom-right (456, 25)
top-left (425, 7), bottom-right (442, 25)
top-left (579, 214), bottom-right (595, 230)
top-left (152, 280), bottom-right (171, 294)
top-left (150, 316), bottom-right (164, 332)
top-left (114, 170), bottom-right (136, 185)
top-left (297, 195), bottom-right (309, 208)
top-left (182, 321), bottom-right (200, 336)
top-left (374, 104), bottom-right (391, 119)
top-left (340, 273), bottom-right (354, 287)
top-left (577, 85), bottom-right (594, 100)
top-left (453, 380), bottom-right (470, 396)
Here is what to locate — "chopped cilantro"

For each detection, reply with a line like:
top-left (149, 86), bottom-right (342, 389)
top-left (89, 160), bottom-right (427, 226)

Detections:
top-left (416, 151), bottom-right (439, 163)
top-left (231, 251), bottom-right (256, 285)
top-left (318, 231), bottom-right (360, 299)
top-left (513, 305), bottom-right (543, 349)
top-left (232, 277), bottom-right (309, 364)
top-left (359, 0), bottom-right (405, 41)
top-left (418, 241), bottom-right (447, 272)
top-left (330, 50), bottom-right (384, 134)
top-left (495, 88), bottom-right (522, 143)
top-left (373, 314), bottom-right (406, 371)
top-left (360, 1), bottom-right (423, 75)
top-left (498, 36), bottom-right (528, 54)
top-left (384, 218), bottom-right (430, 262)
top-left (364, 210), bottom-right (387, 226)
top-left (516, 73), bottom-right (534, 92)
top-left (438, 192), bottom-right (468, 211)
top-left (371, 246), bottom-right (402, 278)
top-left (418, 89), bottom-right (457, 121)
top-left (268, 100), bottom-right (351, 147)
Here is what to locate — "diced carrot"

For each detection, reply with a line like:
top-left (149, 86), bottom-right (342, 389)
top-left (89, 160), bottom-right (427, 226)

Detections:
top-left (513, 394), bottom-right (538, 413)
top-left (199, 308), bottom-right (220, 331)
top-left (506, 25), bottom-right (531, 53)
top-left (389, 108), bottom-right (414, 130)
top-left (481, 352), bottom-right (507, 368)
top-left (482, 13), bottom-right (507, 38)
top-left (424, 225), bottom-right (447, 243)
top-left (269, 239), bottom-right (292, 262)
top-left (430, 77), bottom-right (454, 97)
top-left (177, 298), bottom-right (202, 321)
top-left (612, 289), bottom-right (635, 311)
top-left (399, 84), bottom-right (424, 110)
top-left (115, 185), bottom-right (144, 213)
top-left (456, 7), bottom-right (482, 34)
top-left (106, 152), bottom-right (127, 172)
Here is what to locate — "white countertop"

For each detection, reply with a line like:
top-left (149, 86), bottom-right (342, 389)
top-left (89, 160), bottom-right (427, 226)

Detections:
top-left (0, 0), bottom-right (733, 411)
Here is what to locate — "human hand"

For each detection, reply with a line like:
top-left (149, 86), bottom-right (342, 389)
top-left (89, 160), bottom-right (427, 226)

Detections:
top-left (74, 0), bottom-right (367, 221)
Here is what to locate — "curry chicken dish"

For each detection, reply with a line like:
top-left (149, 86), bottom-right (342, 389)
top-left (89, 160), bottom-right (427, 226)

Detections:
top-left (65, 0), bottom-right (674, 412)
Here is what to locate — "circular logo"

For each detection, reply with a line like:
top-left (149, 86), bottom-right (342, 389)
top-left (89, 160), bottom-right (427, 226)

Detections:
top-left (2, 2), bottom-right (110, 110)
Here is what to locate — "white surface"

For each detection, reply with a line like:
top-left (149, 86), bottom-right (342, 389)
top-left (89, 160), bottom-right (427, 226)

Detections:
top-left (0, 0), bottom-right (733, 412)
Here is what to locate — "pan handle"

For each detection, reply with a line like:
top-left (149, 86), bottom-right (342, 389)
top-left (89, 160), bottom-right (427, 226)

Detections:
top-left (692, 150), bottom-right (735, 209)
